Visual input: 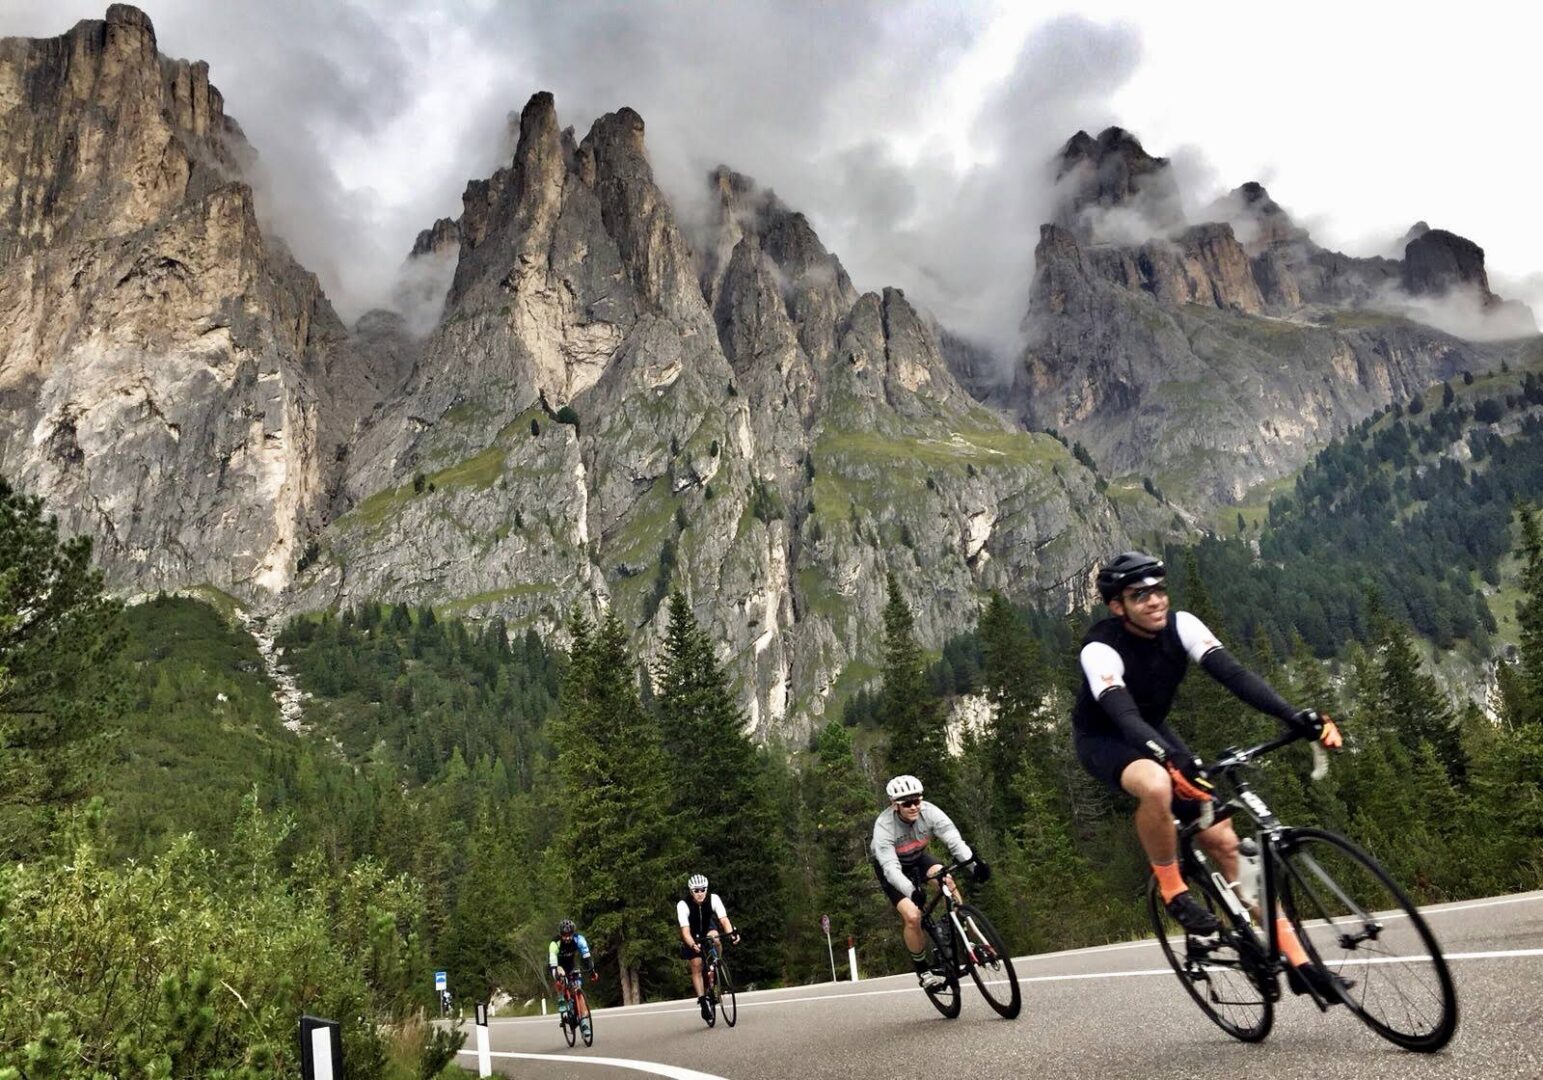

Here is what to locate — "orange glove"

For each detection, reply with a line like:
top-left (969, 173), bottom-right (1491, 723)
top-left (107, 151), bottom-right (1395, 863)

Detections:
top-left (1165, 760), bottom-right (1215, 802)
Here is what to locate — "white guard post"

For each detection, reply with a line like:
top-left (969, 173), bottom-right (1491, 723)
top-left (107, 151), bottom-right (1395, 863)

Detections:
top-left (475, 1002), bottom-right (491, 1078)
top-left (848, 937), bottom-right (859, 981)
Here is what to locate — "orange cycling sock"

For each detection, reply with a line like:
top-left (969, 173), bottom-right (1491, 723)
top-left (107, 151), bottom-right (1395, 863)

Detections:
top-left (1276, 917), bottom-right (1310, 966)
top-left (1152, 861), bottom-right (1188, 903)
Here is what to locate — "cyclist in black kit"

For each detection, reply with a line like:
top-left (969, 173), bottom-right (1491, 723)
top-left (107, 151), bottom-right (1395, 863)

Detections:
top-left (1073, 551), bottom-right (1348, 1001)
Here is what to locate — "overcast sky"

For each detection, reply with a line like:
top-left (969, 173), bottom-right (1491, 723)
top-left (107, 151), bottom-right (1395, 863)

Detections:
top-left (2, 1), bottom-right (1536, 348)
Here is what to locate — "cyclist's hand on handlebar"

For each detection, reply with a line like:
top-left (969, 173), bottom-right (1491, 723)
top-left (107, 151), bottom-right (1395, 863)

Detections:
top-left (970, 858), bottom-right (992, 884)
top-left (1148, 739), bottom-right (1214, 800)
top-left (730, 932), bottom-right (741, 946)
top-left (1290, 708), bottom-right (1343, 749)
top-left (589, 970), bottom-right (599, 983)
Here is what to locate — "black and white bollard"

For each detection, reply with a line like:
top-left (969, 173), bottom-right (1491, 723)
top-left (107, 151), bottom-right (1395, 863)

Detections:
top-left (475, 1001), bottom-right (492, 1078)
top-left (299, 1016), bottom-right (342, 1080)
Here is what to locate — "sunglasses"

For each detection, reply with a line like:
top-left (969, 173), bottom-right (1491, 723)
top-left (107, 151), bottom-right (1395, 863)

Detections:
top-left (1124, 584), bottom-right (1168, 604)
top-left (691, 887), bottom-right (707, 894)
top-left (895, 797), bottom-right (922, 809)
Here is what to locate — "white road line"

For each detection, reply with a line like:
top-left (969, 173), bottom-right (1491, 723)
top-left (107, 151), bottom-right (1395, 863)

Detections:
top-left (457, 1050), bottom-right (729, 1079)
top-left (485, 948), bottom-right (1543, 1027)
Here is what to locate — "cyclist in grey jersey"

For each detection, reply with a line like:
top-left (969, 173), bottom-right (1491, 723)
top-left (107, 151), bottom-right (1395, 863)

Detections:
top-left (871, 774), bottom-right (989, 989)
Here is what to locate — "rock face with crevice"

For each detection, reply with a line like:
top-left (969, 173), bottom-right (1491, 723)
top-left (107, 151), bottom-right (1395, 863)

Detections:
top-left (0, 6), bottom-right (396, 594)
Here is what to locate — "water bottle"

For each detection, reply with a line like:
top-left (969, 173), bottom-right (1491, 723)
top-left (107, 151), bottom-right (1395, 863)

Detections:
top-left (1235, 837), bottom-right (1261, 908)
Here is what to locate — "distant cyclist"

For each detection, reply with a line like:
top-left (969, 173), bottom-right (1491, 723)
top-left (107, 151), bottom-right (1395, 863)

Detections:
top-left (1073, 551), bottom-right (1347, 1000)
top-left (678, 873), bottom-right (739, 1021)
top-left (549, 919), bottom-right (597, 1035)
top-left (871, 774), bottom-right (989, 989)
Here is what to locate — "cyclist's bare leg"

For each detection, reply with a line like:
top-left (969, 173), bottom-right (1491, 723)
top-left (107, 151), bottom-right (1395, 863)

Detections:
top-left (688, 955), bottom-right (705, 997)
top-left (1195, 818), bottom-right (1240, 883)
top-left (896, 896), bottom-right (927, 955)
top-left (1120, 759), bottom-right (1178, 864)
top-left (574, 979), bottom-right (589, 1020)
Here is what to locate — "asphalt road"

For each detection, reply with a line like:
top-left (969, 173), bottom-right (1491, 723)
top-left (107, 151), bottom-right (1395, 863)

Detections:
top-left (459, 890), bottom-right (1543, 1080)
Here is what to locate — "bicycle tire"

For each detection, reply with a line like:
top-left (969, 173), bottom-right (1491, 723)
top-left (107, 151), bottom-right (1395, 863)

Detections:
top-left (561, 998), bottom-right (576, 1047)
top-left (717, 958), bottom-right (738, 1027)
top-left (576, 989), bottom-right (593, 1047)
top-left (1148, 873), bottom-right (1274, 1042)
top-left (1276, 827), bottom-right (1458, 1052)
top-left (954, 904), bottom-right (1021, 1019)
top-left (920, 917), bottom-right (962, 1018)
top-left (703, 960), bottom-right (718, 1028)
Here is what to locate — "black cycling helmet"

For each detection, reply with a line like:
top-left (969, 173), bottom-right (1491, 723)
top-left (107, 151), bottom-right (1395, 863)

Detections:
top-left (558, 918), bottom-right (575, 935)
top-left (1096, 551), bottom-right (1166, 603)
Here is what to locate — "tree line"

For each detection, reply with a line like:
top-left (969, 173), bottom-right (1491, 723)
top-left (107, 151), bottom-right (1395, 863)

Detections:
top-left (3, 469), bottom-right (1542, 1075)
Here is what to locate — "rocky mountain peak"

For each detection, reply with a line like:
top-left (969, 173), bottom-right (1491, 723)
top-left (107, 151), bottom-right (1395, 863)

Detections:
top-left (0, 4), bottom-right (240, 258)
top-left (1054, 127), bottom-right (1184, 242)
top-left (1402, 227), bottom-right (1492, 298)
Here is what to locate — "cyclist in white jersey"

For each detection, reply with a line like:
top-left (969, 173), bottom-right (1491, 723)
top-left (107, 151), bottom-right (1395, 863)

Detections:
top-left (677, 873), bottom-right (739, 1021)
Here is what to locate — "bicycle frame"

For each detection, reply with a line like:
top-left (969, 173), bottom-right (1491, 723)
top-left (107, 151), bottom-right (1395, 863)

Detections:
top-left (920, 861), bottom-right (976, 962)
top-left (1182, 729), bottom-right (1348, 987)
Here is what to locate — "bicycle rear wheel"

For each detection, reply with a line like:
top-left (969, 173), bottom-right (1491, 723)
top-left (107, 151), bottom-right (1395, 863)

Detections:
top-left (921, 918), bottom-right (962, 1018)
top-left (1148, 874), bottom-right (1274, 1042)
top-left (716, 959), bottom-right (738, 1027)
top-left (1276, 827), bottom-right (1458, 1052)
top-left (576, 990), bottom-right (593, 1047)
top-left (954, 904), bottom-right (1021, 1019)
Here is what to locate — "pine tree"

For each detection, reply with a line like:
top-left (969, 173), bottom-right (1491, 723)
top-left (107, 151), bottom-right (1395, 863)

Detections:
top-left (807, 718), bottom-right (890, 973)
top-left (0, 477), bottom-right (126, 858)
top-left (879, 574), bottom-right (955, 807)
top-left (654, 592), bottom-right (784, 984)
top-left (1371, 613), bottom-right (1466, 780)
top-left (976, 594), bottom-right (1048, 825)
top-left (549, 610), bottom-right (676, 1004)
top-left (1504, 505), bottom-right (1543, 728)
top-left (1171, 550), bottom-right (1266, 756)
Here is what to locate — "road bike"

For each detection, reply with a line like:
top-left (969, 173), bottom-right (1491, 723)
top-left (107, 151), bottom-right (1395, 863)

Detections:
top-left (699, 932), bottom-right (737, 1028)
top-left (917, 858), bottom-right (1021, 1020)
top-left (555, 971), bottom-right (594, 1047)
top-left (1147, 728), bottom-right (1458, 1052)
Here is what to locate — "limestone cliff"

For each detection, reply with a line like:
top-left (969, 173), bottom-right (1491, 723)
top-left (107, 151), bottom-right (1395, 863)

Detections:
top-left (291, 100), bottom-right (1137, 738)
top-left (967, 129), bottom-right (1542, 505)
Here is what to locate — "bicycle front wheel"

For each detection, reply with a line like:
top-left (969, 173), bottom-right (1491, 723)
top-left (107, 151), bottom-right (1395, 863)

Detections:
top-left (954, 904), bottom-right (1021, 1019)
top-left (576, 990), bottom-right (593, 1047)
top-left (921, 918), bottom-right (962, 1018)
top-left (716, 959), bottom-right (738, 1027)
top-left (561, 1001), bottom-right (576, 1047)
top-left (1277, 827), bottom-right (1458, 1052)
top-left (1148, 874), bottom-right (1274, 1042)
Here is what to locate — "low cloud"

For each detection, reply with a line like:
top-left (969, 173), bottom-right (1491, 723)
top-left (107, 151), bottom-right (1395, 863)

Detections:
top-left (0, 3), bottom-right (1143, 347)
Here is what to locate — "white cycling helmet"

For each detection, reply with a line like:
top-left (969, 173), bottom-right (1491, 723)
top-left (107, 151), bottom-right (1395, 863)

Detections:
top-left (687, 873), bottom-right (709, 890)
top-left (885, 774), bottom-right (924, 801)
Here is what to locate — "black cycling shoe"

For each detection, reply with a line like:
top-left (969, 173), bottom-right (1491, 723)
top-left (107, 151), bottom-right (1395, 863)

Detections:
top-left (1287, 961), bottom-right (1355, 1005)
top-left (698, 995), bottom-right (712, 1021)
top-left (1165, 889), bottom-right (1221, 935)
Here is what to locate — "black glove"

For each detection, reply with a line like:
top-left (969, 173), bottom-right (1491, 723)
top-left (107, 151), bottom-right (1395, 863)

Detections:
top-left (730, 932), bottom-right (741, 946)
top-left (971, 858), bottom-right (992, 884)
top-left (1288, 708), bottom-right (1321, 736)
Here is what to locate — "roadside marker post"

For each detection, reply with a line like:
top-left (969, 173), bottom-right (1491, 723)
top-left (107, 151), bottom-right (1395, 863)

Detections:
top-left (475, 1002), bottom-right (491, 1078)
top-left (848, 936), bottom-right (859, 981)
top-left (822, 914), bottom-right (837, 982)
top-left (299, 1016), bottom-right (342, 1080)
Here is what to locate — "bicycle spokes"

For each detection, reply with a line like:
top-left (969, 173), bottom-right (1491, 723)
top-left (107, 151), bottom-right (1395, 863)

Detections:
top-left (1277, 829), bottom-right (1457, 1051)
